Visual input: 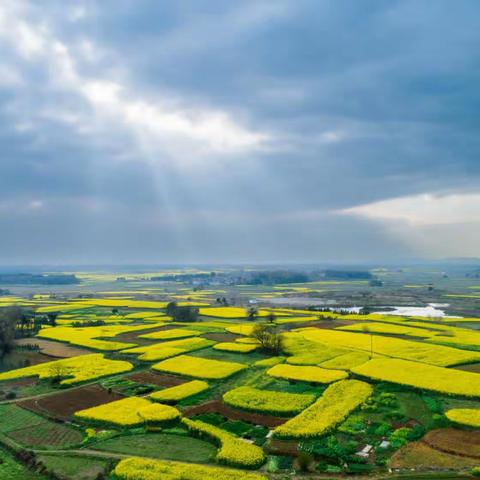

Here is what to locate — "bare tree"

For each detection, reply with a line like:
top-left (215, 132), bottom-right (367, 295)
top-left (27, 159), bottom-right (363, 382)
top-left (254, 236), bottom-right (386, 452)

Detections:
top-left (252, 323), bottom-right (283, 355)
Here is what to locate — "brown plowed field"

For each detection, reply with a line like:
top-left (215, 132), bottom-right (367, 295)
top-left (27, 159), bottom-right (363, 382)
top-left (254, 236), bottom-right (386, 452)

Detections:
top-left (390, 441), bottom-right (479, 469)
top-left (114, 325), bottom-right (174, 345)
top-left (8, 422), bottom-right (83, 447)
top-left (265, 438), bottom-right (299, 456)
top-left (202, 332), bottom-right (239, 342)
top-left (15, 338), bottom-right (90, 358)
top-left (183, 400), bottom-right (287, 428)
top-left (422, 428), bottom-right (480, 459)
top-left (126, 371), bottom-right (188, 387)
top-left (18, 384), bottom-right (123, 421)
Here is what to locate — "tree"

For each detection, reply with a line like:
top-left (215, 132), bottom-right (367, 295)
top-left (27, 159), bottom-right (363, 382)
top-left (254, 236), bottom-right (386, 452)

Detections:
top-left (48, 363), bottom-right (69, 384)
top-left (166, 302), bottom-right (199, 322)
top-left (47, 312), bottom-right (58, 327)
top-left (246, 307), bottom-right (257, 321)
top-left (361, 325), bottom-right (373, 358)
top-left (252, 323), bottom-right (283, 355)
top-left (0, 307), bottom-right (22, 357)
top-left (166, 301), bottom-right (178, 317)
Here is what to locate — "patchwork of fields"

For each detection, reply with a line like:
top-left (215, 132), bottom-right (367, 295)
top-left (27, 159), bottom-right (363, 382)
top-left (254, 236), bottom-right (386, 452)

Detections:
top-left (0, 271), bottom-right (479, 479)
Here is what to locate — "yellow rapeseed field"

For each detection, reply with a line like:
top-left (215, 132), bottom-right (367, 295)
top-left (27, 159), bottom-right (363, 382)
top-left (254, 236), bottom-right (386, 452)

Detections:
top-left (139, 328), bottom-right (201, 340)
top-left (254, 356), bottom-right (285, 367)
top-left (37, 323), bottom-right (165, 351)
top-left (150, 380), bottom-right (209, 403)
top-left (319, 351), bottom-right (371, 370)
top-left (0, 354), bottom-right (133, 385)
top-left (152, 355), bottom-right (247, 379)
top-left (267, 364), bottom-right (348, 383)
top-left (199, 307), bottom-right (274, 318)
top-left (114, 457), bottom-right (267, 480)
top-left (225, 324), bottom-right (256, 336)
top-left (297, 327), bottom-right (480, 366)
top-left (223, 386), bottom-right (315, 415)
top-left (123, 337), bottom-right (214, 361)
top-left (213, 342), bottom-right (258, 353)
top-left (352, 358), bottom-right (480, 397)
top-left (75, 396), bottom-right (179, 426)
top-left (445, 408), bottom-right (480, 427)
top-left (274, 380), bottom-right (373, 438)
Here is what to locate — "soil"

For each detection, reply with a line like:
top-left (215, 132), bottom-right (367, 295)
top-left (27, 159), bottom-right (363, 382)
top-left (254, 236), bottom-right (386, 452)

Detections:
top-left (265, 438), bottom-right (299, 456)
top-left (201, 332), bottom-right (239, 342)
top-left (17, 384), bottom-right (124, 421)
top-left (114, 325), bottom-right (174, 345)
top-left (454, 362), bottom-right (480, 373)
top-left (15, 338), bottom-right (90, 358)
top-left (422, 428), bottom-right (480, 459)
top-left (182, 400), bottom-right (287, 428)
top-left (390, 441), bottom-right (479, 469)
top-left (125, 371), bottom-right (188, 388)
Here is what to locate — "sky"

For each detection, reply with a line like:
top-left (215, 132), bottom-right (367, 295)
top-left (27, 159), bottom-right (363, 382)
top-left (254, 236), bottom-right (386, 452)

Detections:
top-left (0, 0), bottom-right (479, 265)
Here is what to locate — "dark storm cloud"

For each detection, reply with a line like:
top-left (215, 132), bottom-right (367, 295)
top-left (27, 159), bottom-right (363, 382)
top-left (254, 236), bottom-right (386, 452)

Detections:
top-left (0, 0), bottom-right (478, 264)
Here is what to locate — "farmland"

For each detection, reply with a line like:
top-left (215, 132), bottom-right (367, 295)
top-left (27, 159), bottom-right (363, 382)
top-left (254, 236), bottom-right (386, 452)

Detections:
top-left (0, 265), bottom-right (479, 479)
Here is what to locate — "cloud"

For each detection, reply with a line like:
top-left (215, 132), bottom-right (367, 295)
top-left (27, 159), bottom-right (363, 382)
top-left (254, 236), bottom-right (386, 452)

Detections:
top-left (0, 0), bottom-right (269, 168)
top-left (0, 0), bottom-right (479, 264)
top-left (338, 192), bottom-right (480, 226)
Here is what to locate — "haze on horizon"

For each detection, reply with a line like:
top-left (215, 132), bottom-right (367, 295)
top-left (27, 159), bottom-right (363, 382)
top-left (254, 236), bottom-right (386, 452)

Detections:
top-left (0, 0), bottom-right (479, 265)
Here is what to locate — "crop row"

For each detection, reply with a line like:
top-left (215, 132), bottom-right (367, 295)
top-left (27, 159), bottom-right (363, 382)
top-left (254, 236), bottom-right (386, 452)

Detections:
top-left (273, 379), bottom-right (373, 438)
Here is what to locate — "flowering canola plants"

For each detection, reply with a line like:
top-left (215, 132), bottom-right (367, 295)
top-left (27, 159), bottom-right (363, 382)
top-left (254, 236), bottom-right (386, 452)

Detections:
top-left (139, 328), bottom-right (201, 340)
top-left (152, 355), bottom-right (247, 379)
top-left (254, 356), bottom-right (285, 367)
top-left (274, 379), bottom-right (373, 438)
top-left (320, 352), bottom-right (371, 370)
top-left (75, 396), bottom-right (179, 426)
top-left (267, 364), bottom-right (347, 384)
top-left (123, 337), bottom-right (214, 361)
top-left (114, 457), bottom-right (268, 480)
top-left (351, 358), bottom-right (480, 397)
top-left (445, 408), bottom-right (480, 427)
top-left (199, 307), bottom-right (276, 318)
top-left (214, 342), bottom-right (258, 353)
top-left (223, 386), bottom-right (315, 415)
top-left (182, 418), bottom-right (265, 468)
top-left (0, 353), bottom-right (133, 385)
top-left (37, 323), bottom-right (165, 351)
top-left (226, 324), bottom-right (256, 336)
top-left (150, 380), bottom-right (209, 403)
top-left (137, 403), bottom-right (181, 424)
top-left (297, 327), bottom-right (480, 366)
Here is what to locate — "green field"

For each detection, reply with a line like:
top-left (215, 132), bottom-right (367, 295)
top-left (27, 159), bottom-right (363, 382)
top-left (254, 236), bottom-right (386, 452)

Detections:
top-left (36, 454), bottom-right (110, 480)
top-left (92, 432), bottom-right (217, 463)
top-left (0, 448), bottom-right (46, 480)
top-left (0, 265), bottom-right (479, 479)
